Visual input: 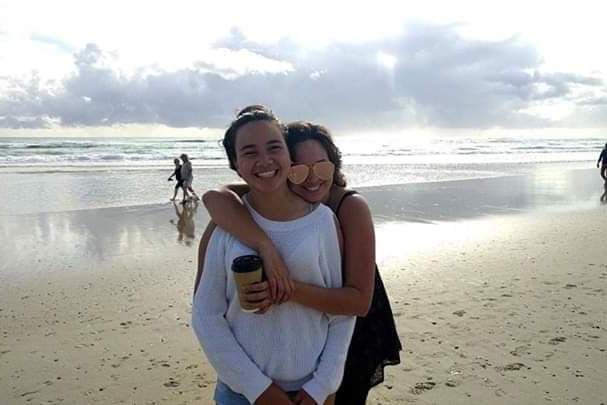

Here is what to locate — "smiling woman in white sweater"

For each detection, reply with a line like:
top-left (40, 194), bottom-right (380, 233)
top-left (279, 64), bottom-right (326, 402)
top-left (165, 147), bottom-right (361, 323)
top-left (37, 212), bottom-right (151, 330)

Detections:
top-left (192, 106), bottom-right (355, 405)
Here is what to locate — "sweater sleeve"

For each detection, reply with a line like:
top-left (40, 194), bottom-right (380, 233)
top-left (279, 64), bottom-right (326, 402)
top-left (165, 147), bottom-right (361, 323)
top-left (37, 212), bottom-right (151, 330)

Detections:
top-left (302, 211), bottom-right (356, 404)
top-left (191, 229), bottom-right (272, 403)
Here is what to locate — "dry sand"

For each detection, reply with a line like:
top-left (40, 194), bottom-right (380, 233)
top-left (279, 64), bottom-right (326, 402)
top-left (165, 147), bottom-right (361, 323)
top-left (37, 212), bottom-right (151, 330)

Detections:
top-left (1, 202), bottom-right (606, 404)
top-left (371, 209), bottom-right (607, 404)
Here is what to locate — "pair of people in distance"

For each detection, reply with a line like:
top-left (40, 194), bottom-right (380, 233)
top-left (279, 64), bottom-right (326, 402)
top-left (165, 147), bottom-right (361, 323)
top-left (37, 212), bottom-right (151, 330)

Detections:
top-left (168, 153), bottom-right (200, 203)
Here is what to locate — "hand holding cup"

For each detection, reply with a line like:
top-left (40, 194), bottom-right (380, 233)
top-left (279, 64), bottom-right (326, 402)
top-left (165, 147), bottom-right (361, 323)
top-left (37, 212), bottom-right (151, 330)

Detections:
top-left (232, 255), bottom-right (265, 312)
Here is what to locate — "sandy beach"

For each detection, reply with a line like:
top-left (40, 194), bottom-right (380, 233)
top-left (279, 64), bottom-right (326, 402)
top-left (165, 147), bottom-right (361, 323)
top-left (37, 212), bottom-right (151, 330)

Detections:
top-left (372, 209), bottom-right (606, 404)
top-left (1, 170), bottom-right (606, 404)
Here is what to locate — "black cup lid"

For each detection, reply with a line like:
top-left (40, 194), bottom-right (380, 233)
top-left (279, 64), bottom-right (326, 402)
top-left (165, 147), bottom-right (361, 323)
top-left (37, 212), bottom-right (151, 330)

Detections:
top-left (231, 255), bottom-right (262, 273)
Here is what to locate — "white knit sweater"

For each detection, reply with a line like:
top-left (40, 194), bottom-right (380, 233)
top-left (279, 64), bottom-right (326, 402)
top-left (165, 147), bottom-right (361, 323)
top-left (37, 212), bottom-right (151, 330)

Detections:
top-left (192, 196), bottom-right (355, 404)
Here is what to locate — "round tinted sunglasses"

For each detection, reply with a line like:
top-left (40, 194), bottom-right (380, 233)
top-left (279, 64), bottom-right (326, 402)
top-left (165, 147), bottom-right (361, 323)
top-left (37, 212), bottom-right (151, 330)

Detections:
top-left (288, 161), bottom-right (335, 184)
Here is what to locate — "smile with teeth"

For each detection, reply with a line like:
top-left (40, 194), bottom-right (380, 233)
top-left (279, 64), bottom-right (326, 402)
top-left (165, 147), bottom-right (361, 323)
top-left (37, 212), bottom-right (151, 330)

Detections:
top-left (256, 169), bottom-right (278, 178)
top-left (303, 184), bottom-right (321, 191)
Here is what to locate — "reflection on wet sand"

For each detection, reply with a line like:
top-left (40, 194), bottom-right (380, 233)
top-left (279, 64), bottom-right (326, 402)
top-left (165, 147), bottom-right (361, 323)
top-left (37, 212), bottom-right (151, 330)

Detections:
top-left (1, 167), bottom-right (605, 274)
top-left (363, 168), bottom-right (603, 224)
top-left (0, 204), bottom-right (210, 272)
top-left (170, 202), bottom-right (198, 246)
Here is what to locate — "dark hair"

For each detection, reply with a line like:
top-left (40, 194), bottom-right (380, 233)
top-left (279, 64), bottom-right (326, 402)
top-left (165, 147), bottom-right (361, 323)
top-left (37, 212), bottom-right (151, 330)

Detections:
top-left (286, 121), bottom-right (346, 187)
top-left (222, 105), bottom-right (284, 171)
top-left (237, 104), bottom-right (271, 115)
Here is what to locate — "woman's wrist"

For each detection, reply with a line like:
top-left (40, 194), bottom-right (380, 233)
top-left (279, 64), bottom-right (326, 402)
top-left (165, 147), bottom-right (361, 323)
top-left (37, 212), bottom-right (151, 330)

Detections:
top-left (288, 281), bottom-right (301, 302)
top-left (256, 237), bottom-right (277, 255)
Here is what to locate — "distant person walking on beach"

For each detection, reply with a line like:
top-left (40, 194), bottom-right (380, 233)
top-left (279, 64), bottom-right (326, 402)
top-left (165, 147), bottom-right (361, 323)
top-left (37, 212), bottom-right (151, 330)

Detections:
top-left (597, 143), bottom-right (607, 184)
top-left (168, 158), bottom-right (186, 202)
top-left (180, 153), bottom-right (200, 202)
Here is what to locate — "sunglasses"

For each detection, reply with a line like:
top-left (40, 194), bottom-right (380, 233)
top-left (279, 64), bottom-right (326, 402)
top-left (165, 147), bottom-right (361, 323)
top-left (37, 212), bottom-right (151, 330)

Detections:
top-left (288, 161), bottom-right (335, 184)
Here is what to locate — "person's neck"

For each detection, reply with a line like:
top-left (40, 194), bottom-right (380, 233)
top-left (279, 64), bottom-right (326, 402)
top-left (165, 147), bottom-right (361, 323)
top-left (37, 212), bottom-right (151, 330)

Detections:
top-left (325, 184), bottom-right (345, 208)
top-left (247, 186), bottom-right (310, 221)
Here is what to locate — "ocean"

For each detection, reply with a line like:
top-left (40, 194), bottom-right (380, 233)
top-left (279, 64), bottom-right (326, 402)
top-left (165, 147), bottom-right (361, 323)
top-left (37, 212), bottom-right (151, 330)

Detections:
top-left (0, 135), bottom-right (603, 215)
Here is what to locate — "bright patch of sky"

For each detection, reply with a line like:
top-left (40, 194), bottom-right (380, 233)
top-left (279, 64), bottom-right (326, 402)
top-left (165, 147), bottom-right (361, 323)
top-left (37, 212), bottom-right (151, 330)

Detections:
top-left (3, 1), bottom-right (596, 73)
top-left (1, 0), bottom-right (606, 135)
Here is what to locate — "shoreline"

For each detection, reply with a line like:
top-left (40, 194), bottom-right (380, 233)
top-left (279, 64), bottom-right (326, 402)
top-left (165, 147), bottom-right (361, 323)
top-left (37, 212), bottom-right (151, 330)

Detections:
top-left (1, 164), bottom-right (603, 218)
top-left (0, 160), bottom-right (599, 216)
top-left (2, 165), bottom-right (605, 270)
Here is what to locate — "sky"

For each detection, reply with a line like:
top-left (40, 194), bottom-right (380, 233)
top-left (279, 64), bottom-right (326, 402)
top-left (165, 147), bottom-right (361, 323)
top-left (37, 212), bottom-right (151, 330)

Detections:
top-left (1, 0), bottom-right (607, 137)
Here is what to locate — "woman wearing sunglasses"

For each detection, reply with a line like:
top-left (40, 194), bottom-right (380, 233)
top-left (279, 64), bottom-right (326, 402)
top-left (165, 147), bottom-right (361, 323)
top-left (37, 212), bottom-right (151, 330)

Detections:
top-left (198, 118), bottom-right (401, 404)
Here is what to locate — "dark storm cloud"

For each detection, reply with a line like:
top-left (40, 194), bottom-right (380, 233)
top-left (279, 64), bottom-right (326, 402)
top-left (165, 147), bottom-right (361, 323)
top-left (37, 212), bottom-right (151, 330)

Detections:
top-left (1, 23), bottom-right (605, 130)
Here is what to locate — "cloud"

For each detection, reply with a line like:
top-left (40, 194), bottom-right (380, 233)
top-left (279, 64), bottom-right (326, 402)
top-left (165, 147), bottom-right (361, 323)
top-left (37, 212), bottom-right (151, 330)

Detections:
top-left (1, 23), bottom-right (605, 131)
top-left (577, 96), bottom-right (607, 106)
top-left (0, 116), bottom-right (53, 129)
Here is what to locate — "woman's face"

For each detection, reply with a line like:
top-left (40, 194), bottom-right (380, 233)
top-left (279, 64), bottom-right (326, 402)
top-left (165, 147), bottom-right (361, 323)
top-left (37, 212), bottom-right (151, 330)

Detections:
top-left (289, 139), bottom-right (334, 203)
top-left (234, 120), bottom-right (291, 193)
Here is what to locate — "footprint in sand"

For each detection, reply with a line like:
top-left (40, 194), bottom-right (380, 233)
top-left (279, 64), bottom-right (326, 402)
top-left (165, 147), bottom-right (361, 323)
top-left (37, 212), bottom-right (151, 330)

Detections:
top-left (498, 362), bottom-right (526, 371)
top-left (510, 345), bottom-right (530, 357)
top-left (548, 337), bottom-right (567, 345)
top-left (20, 390), bottom-right (40, 398)
top-left (163, 378), bottom-right (180, 388)
top-left (410, 381), bottom-right (436, 394)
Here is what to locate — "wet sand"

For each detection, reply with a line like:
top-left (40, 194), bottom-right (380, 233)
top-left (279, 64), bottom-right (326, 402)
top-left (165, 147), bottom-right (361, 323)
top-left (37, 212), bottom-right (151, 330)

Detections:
top-left (1, 168), bottom-right (606, 404)
top-left (0, 202), bottom-right (212, 404)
